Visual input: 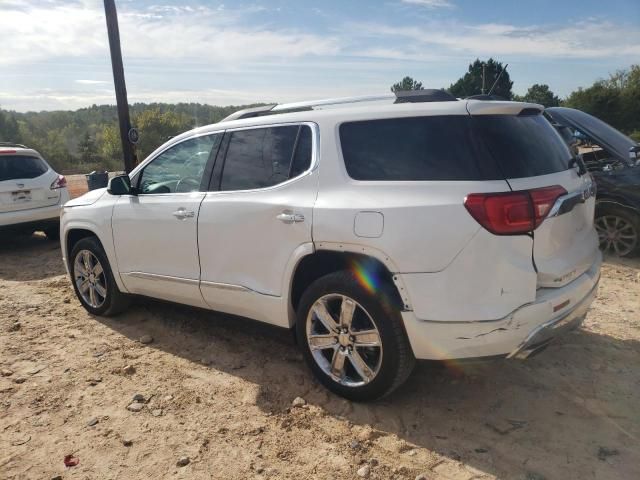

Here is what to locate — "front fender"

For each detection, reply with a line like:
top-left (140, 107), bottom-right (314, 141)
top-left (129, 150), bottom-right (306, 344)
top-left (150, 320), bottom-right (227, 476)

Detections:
top-left (61, 196), bottom-right (127, 293)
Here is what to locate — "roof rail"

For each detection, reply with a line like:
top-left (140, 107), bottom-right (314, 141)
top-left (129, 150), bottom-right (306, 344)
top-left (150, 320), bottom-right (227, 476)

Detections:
top-left (220, 104), bottom-right (277, 122)
top-left (0, 142), bottom-right (28, 149)
top-left (271, 94), bottom-right (394, 112)
top-left (218, 90), bottom-right (459, 123)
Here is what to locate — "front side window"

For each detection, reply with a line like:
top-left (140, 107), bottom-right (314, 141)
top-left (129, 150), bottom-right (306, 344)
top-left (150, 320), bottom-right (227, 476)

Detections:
top-left (220, 125), bottom-right (312, 191)
top-left (139, 134), bottom-right (221, 194)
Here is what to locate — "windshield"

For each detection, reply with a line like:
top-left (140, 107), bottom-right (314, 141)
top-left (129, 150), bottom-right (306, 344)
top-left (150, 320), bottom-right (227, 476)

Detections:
top-left (0, 155), bottom-right (49, 182)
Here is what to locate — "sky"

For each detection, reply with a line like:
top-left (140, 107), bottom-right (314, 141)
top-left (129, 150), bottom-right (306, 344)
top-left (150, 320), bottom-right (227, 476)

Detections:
top-left (1, 0), bottom-right (639, 112)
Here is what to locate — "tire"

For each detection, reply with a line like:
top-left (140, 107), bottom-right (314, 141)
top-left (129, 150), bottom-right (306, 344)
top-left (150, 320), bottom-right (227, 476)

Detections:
top-left (296, 271), bottom-right (415, 401)
top-left (595, 204), bottom-right (640, 257)
top-left (69, 236), bottom-right (131, 316)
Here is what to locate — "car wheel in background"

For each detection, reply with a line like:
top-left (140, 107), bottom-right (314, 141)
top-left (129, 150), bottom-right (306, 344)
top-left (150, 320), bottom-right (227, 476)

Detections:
top-left (69, 236), bottom-right (131, 316)
top-left (595, 205), bottom-right (640, 257)
top-left (296, 271), bottom-right (415, 401)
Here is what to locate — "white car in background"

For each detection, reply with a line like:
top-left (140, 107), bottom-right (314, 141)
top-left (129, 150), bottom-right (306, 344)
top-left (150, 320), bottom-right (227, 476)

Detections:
top-left (60, 92), bottom-right (601, 401)
top-left (0, 143), bottom-right (69, 239)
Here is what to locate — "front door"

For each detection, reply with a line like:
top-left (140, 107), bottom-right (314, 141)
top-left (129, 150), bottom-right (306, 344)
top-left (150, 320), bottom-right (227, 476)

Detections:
top-left (197, 123), bottom-right (318, 324)
top-left (112, 133), bottom-right (222, 307)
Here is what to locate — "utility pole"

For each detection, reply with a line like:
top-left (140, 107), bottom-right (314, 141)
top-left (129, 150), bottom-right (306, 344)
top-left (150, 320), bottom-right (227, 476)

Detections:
top-left (103, 0), bottom-right (137, 173)
top-left (481, 63), bottom-right (486, 95)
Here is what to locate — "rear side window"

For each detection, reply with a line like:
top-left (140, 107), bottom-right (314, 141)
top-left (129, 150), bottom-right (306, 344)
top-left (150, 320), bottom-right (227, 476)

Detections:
top-left (0, 155), bottom-right (48, 181)
top-left (475, 115), bottom-right (572, 178)
top-left (340, 116), bottom-right (499, 181)
top-left (220, 125), bottom-right (312, 191)
top-left (339, 115), bottom-right (571, 181)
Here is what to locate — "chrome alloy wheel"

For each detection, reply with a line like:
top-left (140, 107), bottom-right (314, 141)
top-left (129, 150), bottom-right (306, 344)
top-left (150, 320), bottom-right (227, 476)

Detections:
top-left (306, 294), bottom-right (383, 387)
top-left (595, 215), bottom-right (638, 257)
top-left (73, 249), bottom-right (107, 309)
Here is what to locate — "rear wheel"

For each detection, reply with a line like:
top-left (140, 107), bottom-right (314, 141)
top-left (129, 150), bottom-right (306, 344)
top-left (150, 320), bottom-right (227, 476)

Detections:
top-left (595, 205), bottom-right (639, 257)
top-left (70, 237), bottom-right (131, 316)
top-left (296, 271), bottom-right (415, 401)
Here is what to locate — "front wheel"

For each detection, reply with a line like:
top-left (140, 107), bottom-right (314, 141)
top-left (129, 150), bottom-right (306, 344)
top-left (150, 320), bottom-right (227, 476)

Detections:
top-left (296, 271), bottom-right (415, 401)
top-left (69, 236), bottom-right (131, 316)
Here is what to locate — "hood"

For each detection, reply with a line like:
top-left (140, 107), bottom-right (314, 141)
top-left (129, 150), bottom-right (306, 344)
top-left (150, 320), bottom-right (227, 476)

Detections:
top-left (64, 187), bottom-right (107, 207)
top-left (546, 107), bottom-right (638, 165)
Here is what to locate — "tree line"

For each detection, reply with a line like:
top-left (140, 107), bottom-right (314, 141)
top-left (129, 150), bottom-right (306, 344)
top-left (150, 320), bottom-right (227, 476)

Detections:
top-left (1, 60), bottom-right (638, 174)
top-left (393, 60), bottom-right (639, 141)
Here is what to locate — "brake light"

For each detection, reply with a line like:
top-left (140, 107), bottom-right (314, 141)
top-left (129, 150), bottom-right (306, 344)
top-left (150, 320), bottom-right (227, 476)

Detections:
top-left (50, 174), bottom-right (67, 189)
top-left (0, 150), bottom-right (17, 154)
top-left (464, 185), bottom-right (567, 235)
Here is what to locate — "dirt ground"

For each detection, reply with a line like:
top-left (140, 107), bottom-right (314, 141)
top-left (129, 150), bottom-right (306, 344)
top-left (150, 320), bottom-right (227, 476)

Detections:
top-left (0, 234), bottom-right (638, 480)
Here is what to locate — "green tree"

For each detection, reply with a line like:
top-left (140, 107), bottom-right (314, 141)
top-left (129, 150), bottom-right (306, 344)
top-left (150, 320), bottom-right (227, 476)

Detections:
top-left (564, 65), bottom-right (639, 134)
top-left (0, 109), bottom-right (21, 142)
top-left (518, 84), bottom-right (560, 107)
top-left (78, 132), bottom-right (99, 164)
top-left (132, 108), bottom-right (193, 159)
top-left (390, 76), bottom-right (424, 92)
top-left (449, 58), bottom-right (513, 100)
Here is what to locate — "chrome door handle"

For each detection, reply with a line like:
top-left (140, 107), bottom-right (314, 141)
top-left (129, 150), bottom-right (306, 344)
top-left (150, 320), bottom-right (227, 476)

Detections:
top-left (173, 208), bottom-right (195, 220)
top-left (277, 211), bottom-right (305, 224)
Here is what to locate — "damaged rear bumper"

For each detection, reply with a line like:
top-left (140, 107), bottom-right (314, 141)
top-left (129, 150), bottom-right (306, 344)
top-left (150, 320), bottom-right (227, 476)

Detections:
top-left (401, 255), bottom-right (601, 360)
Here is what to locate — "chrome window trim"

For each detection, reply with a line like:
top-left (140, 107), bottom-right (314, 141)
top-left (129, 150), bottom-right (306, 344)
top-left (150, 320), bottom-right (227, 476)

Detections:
top-left (130, 130), bottom-right (226, 187)
top-left (209, 121), bottom-right (320, 195)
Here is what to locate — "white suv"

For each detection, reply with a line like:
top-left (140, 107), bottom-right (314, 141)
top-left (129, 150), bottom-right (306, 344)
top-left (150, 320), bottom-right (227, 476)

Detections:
top-left (61, 92), bottom-right (601, 400)
top-left (1, 143), bottom-right (69, 239)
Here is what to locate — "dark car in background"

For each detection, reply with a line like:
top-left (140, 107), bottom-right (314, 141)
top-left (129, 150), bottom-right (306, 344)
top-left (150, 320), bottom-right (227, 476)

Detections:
top-left (546, 107), bottom-right (640, 257)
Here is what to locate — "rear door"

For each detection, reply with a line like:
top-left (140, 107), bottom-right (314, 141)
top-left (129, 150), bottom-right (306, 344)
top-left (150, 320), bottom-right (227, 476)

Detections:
top-left (470, 104), bottom-right (599, 288)
top-left (197, 123), bottom-right (318, 322)
top-left (0, 153), bottom-right (60, 213)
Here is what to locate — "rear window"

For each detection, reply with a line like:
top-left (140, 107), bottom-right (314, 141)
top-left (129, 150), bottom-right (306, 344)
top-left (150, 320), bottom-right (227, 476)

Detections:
top-left (0, 155), bottom-right (48, 182)
top-left (339, 114), bottom-right (572, 181)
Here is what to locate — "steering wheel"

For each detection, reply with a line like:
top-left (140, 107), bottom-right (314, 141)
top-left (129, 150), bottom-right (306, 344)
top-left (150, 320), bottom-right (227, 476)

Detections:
top-left (175, 176), bottom-right (201, 193)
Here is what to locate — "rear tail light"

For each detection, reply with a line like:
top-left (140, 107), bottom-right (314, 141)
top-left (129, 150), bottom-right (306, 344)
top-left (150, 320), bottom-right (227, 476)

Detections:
top-left (464, 185), bottom-right (567, 235)
top-left (50, 174), bottom-right (67, 190)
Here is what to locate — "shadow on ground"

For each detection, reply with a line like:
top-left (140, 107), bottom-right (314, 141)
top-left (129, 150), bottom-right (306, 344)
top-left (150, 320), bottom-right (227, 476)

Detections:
top-left (93, 295), bottom-right (639, 479)
top-left (1, 233), bottom-right (638, 478)
top-left (0, 233), bottom-right (65, 281)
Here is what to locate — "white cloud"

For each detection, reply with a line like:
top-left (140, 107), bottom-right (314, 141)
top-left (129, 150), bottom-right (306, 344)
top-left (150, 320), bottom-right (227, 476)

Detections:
top-left (350, 19), bottom-right (640, 60)
top-left (0, 0), bottom-right (340, 67)
top-left (400, 0), bottom-right (455, 8)
top-left (75, 80), bottom-right (110, 85)
top-left (1, 1), bottom-right (638, 112)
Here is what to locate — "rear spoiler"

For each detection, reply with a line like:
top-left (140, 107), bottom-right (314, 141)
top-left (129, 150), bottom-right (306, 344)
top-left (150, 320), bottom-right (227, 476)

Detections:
top-left (466, 100), bottom-right (544, 116)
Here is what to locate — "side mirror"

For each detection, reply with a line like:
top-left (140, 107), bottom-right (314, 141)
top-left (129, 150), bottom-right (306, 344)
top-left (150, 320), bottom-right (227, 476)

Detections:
top-left (107, 174), bottom-right (134, 195)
